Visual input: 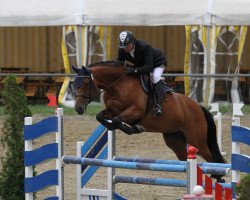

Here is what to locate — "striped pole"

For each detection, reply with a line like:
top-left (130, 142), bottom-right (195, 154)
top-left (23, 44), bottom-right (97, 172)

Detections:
top-left (113, 175), bottom-right (187, 187)
top-left (63, 156), bottom-right (228, 176)
top-left (114, 156), bottom-right (231, 168)
top-left (62, 156), bottom-right (187, 172)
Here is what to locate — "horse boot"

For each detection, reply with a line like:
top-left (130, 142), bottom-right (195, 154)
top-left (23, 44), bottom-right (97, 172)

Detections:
top-left (153, 81), bottom-right (164, 117)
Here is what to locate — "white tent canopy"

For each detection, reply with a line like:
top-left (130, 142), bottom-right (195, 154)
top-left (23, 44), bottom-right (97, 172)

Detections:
top-left (1, 0), bottom-right (250, 26)
top-left (0, 0), bottom-right (83, 26)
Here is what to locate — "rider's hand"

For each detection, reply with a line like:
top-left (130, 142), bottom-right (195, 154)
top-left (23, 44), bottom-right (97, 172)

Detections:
top-left (126, 67), bottom-right (138, 75)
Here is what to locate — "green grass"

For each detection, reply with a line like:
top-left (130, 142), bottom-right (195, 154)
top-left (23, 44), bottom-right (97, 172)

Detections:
top-left (0, 104), bottom-right (103, 116)
top-left (0, 103), bottom-right (249, 116)
top-left (242, 104), bottom-right (250, 113)
top-left (218, 104), bottom-right (250, 114)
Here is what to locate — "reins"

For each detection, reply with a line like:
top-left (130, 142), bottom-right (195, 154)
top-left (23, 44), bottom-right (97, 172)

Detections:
top-left (75, 66), bottom-right (128, 104)
top-left (100, 63), bottom-right (129, 88)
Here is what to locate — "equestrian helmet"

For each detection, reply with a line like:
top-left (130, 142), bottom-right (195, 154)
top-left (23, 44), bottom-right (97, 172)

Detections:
top-left (118, 31), bottom-right (135, 48)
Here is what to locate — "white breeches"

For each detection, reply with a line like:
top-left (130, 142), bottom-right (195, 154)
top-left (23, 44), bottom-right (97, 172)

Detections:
top-left (152, 65), bottom-right (165, 83)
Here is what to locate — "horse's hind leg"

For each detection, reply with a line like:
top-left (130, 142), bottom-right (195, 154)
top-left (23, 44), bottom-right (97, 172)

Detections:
top-left (186, 128), bottom-right (226, 182)
top-left (162, 131), bottom-right (187, 161)
top-left (185, 127), bottom-right (214, 162)
top-left (163, 129), bottom-right (214, 163)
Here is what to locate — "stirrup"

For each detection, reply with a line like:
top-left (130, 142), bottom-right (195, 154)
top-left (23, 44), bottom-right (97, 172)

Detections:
top-left (153, 104), bottom-right (162, 117)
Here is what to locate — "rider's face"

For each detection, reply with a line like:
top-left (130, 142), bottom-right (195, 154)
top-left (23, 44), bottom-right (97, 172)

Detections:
top-left (124, 42), bottom-right (134, 53)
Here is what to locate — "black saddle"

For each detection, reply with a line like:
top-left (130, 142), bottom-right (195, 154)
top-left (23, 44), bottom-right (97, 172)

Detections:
top-left (140, 75), bottom-right (174, 96)
top-left (138, 74), bottom-right (174, 118)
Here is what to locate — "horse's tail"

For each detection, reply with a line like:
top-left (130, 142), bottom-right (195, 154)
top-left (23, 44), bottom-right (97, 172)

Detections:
top-left (200, 105), bottom-right (226, 163)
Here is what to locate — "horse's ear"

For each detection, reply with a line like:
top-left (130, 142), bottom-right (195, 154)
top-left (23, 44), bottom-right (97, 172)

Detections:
top-left (82, 66), bottom-right (91, 76)
top-left (72, 65), bottom-right (80, 73)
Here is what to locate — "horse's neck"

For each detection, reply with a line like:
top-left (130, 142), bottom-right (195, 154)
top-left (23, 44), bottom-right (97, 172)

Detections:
top-left (92, 66), bottom-right (124, 85)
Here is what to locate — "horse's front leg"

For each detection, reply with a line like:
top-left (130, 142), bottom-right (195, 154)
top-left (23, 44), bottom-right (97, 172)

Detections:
top-left (96, 106), bottom-right (145, 134)
top-left (111, 117), bottom-right (145, 135)
top-left (112, 105), bottom-right (145, 134)
top-left (96, 110), bottom-right (144, 134)
top-left (96, 109), bottom-right (126, 131)
top-left (96, 110), bottom-right (117, 130)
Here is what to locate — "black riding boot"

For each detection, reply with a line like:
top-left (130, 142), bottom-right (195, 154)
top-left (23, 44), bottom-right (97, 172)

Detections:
top-left (153, 81), bottom-right (164, 117)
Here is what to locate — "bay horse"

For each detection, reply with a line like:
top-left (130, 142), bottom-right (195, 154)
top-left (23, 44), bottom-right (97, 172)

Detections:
top-left (72, 61), bottom-right (226, 182)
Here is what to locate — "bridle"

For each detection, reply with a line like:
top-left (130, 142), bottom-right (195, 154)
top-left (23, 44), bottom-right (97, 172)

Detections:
top-left (75, 69), bottom-right (128, 105)
top-left (75, 75), bottom-right (97, 104)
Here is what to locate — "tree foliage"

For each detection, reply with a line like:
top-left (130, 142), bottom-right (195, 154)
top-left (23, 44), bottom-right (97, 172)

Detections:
top-left (0, 75), bottom-right (32, 199)
top-left (236, 174), bottom-right (250, 200)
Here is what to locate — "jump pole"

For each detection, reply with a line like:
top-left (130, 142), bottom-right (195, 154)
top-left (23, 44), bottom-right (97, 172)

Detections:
top-left (114, 156), bottom-right (231, 169)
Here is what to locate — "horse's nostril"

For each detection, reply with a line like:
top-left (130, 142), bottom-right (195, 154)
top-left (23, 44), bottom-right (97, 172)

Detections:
top-left (75, 106), bottom-right (84, 115)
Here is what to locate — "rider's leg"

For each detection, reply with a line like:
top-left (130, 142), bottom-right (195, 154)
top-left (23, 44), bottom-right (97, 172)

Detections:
top-left (152, 66), bottom-right (165, 117)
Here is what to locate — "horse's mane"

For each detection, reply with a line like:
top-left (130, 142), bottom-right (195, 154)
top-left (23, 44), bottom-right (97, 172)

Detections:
top-left (89, 60), bottom-right (125, 68)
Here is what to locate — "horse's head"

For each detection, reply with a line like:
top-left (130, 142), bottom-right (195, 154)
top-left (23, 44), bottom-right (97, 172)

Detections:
top-left (72, 66), bottom-right (99, 115)
top-left (73, 61), bottom-right (127, 114)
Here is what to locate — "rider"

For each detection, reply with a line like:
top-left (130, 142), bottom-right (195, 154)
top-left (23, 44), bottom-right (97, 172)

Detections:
top-left (117, 30), bottom-right (167, 117)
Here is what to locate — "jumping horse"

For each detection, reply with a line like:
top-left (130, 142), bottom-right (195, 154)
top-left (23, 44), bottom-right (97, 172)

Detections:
top-left (72, 60), bottom-right (226, 182)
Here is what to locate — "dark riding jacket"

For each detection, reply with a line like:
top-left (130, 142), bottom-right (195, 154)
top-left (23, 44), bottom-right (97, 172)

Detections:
top-left (117, 40), bottom-right (167, 74)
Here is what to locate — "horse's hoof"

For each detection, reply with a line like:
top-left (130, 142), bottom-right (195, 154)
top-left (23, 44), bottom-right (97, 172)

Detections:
top-left (106, 125), bottom-right (115, 130)
top-left (112, 118), bottom-right (121, 127)
top-left (105, 122), bottom-right (116, 130)
top-left (217, 178), bottom-right (225, 183)
top-left (210, 175), bottom-right (225, 183)
top-left (134, 125), bottom-right (145, 133)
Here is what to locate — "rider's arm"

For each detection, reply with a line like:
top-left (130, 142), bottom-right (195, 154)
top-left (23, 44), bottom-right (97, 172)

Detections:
top-left (116, 48), bottom-right (126, 62)
top-left (134, 44), bottom-right (154, 74)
